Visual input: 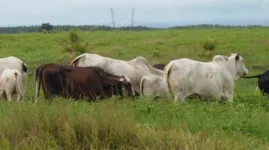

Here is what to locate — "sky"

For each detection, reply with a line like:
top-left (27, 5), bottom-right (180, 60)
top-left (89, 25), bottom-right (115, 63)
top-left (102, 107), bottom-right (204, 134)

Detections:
top-left (1, 0), bottom-right (269, 27)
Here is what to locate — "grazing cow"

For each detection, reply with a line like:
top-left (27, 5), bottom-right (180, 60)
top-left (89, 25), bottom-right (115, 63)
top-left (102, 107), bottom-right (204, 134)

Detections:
top-left (140, 74), bottom-right (167, 99)
top-left (0, 68), bottom-right (23, 102)
top-left (34, 64), bottom-right (135, 102)
top-left (0, 56), bottom-right (28, 99)
top-left (153, 63), bottom-right (166, 70)
top-left (164, 53), bottom-right (248, 103)
top-left (241, 70), bottom-right (269, 95)
top-left (69, 53), bottom-right (164, 95)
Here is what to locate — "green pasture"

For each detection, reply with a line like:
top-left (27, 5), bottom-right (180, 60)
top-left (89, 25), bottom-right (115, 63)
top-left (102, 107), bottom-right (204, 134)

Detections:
top-left (0, 28), bottom-right (269, 149)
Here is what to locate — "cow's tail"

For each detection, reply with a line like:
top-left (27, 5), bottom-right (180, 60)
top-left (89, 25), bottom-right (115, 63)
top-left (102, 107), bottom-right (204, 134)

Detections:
top-left (34, 67), bottom-right (41, 103)
top-left (14, 71), bottom-right (23, 100)
top-left (69, 53), bottom-right (87, 66)
top-left (241, 74), bottom-right (261, 79)
top-left (255, 86), bottom-right (259, 95)
top-left (164, 61), bottom-right (175, 97)
top-left (140, 77), bottom-right (146, 96)
top-left (21, 62), bottom-right (28, 94)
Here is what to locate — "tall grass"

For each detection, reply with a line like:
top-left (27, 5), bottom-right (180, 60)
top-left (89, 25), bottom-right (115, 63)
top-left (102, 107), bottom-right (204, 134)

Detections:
top-left (0, 99), bottom-right (268, 149)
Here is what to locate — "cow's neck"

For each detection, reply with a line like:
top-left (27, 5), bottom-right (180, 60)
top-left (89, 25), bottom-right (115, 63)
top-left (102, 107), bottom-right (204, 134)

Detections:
top-left (226, 61), bottom-right (239, 81)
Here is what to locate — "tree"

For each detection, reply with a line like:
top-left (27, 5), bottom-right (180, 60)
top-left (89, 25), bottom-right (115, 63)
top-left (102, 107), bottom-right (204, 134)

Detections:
top-left (40, 23), bottom-right (53, 32)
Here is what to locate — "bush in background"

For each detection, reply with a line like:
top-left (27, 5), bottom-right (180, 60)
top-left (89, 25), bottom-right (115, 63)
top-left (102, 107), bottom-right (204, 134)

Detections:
top-left (60, 29), bottom-right (88, 64)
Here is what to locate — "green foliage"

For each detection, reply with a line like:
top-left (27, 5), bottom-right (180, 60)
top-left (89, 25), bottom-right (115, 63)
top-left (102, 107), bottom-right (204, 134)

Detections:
top-left (203, 40), bottom-right (216, 51)
top-left (60, 29), bottom-right (88, 63)
top-left (196, 39), bottom-right (217, 57)
top-left (68, 29), bottom-right (79, 43)
top-left (152, 50), bottom-right (160, 58)
top-left (0, 28), bottom-right (269, 149)
top-left (41, 29), bottom-right (48, 34)
top-left (40, 23), bottom-right (53, 32)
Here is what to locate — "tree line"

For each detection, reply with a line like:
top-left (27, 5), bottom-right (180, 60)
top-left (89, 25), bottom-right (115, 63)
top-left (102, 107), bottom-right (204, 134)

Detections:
top-left (0, 23), bottom-right (267, 34)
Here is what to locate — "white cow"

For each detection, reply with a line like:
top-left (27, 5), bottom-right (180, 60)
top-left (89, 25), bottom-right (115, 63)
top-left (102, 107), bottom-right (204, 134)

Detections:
top-left (140, 74), bottom-right (167, 99)
top-left (0, 56), bottom-right (28, 99)
top-left (0, 68), bottom-right (24, 101)
top-left (69, 53), bottom-right (164, 94)
top-left (164, 53), bottom-right (248, 103)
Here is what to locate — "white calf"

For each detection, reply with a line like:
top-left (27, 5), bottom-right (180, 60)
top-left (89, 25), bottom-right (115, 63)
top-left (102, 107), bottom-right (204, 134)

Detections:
top-left (140, 74), bottom-right (167, 99)
top-left (0, 68), bottom-right (24, 101)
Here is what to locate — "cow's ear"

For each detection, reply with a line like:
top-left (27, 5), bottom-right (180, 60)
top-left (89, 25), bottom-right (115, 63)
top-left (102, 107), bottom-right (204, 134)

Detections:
top-left (235, 54), bottom-right (240, 60)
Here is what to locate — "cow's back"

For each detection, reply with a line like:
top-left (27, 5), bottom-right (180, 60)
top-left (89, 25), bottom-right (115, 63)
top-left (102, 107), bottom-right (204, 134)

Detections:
top-left (128, 56), bottom-right (164, 76)
top-left (0, 56), bottom-right (24, 72)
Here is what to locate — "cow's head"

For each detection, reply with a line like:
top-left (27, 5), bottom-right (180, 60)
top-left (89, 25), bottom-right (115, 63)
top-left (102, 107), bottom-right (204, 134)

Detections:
top-left (119, 75), bottom-right (135, 97)
top-left (226, 53), bottom-right (248, 80)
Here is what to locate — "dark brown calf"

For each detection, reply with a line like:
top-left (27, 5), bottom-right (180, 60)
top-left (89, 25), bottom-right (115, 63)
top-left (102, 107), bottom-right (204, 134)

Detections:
top-left (153, 63), bottom-right (166, 70)
top-left (34, 64), bottom-right (134, 102)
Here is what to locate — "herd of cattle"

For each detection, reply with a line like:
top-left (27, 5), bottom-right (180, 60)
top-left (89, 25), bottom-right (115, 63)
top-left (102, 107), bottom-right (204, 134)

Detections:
top-left (0, 53), bottom-right (269, 103)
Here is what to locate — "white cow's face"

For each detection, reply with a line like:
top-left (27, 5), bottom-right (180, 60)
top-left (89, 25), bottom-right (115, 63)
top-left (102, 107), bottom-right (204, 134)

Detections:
top-left (234, 54), bottom-right (248, 77)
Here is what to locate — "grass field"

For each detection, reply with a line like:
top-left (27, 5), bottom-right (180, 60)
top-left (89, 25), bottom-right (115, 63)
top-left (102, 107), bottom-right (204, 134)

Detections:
top-left (1, 28), bottom-right (269, 149)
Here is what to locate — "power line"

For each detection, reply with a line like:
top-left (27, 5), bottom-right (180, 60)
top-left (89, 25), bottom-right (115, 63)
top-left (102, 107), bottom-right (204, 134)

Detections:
top-left (131, 8), bottom-right (134, 27)
top-left (111, 8), bottom-right (115, 27)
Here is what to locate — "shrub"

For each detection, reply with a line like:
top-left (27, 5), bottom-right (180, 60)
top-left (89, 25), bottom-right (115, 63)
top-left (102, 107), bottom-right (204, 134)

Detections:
top-left (197, 40), bottom-right (217, 57)
top-left (60, 29), bottom-right (88, 64)
top-left (203, 40), bottom-right (216, 52)
top-left (152, 50), bottom-right (160, 59)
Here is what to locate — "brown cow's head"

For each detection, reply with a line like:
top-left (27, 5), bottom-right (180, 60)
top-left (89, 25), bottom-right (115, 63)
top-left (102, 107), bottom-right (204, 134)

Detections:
top-left (119, 75), bottom-right (135, 97)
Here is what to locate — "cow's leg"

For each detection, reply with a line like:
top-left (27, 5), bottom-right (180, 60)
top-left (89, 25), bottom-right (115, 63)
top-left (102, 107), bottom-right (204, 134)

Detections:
top-left (220, 83), bottom-right (234, 102)
top-left (174, 93), bottom-right (186, 103)
top-left (173, 86), bottom-right (190, 103)
top-left (226, 91), bottom-right (234, 102)
top-left (168, 82), bottom-right (185, 103)
top-left (0, 90), bottom-right (4, 100)
top-left (16, 93), bottom-right (21, 102)
top-left (87, 90), bottom-right (97, 102)
top-left (44, 92), bottom-right (50, 100)
top-left (20, 86), bottom-right (25, 102)
top-left (6, 91), bottom-right (12, 102)
top-left (99, 89), bottom-right (108, 100)
top-left (22, 73), bottom-right (27, 99)
top-left (153, 96), bottom-right (161, 100)
top-left (134, 91), bottom-right (140, 96)
top-left (45, 91), bottom-right (54, 102)
top-left (88, 94), bottom-right (96, 102)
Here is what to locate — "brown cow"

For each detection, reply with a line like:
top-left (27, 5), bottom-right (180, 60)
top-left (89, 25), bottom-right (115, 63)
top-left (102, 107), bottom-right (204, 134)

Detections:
top-left (34, 63), bottom-right (135, 102)
top-left (153, 63), bottom-right (166, 70)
